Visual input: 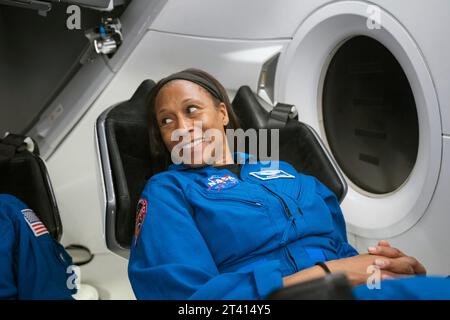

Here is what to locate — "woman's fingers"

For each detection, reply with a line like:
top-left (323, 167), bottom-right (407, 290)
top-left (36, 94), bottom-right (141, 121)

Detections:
top-left (378, 240), bottom-right (391, 247)
top-left (367, 241), bottom-right (427, 275)
top-left (406, 257), bottom-right (427, 275)
top-left (374, 256), bottom-right (427, 275)
top-left (395, 256), bottom-right (426, 275)
top-left (380, 270), bottom-right (414, 280)
top-left (368, 245), bottom-right (405, 258)
top-left (374, 257), bottom-right (414, 275)
top-left (351, 269), bottom-right (409, 286)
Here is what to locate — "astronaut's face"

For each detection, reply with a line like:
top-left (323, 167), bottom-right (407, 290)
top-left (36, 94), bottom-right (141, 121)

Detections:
top-left (154, 80), bottom-right (231, 167)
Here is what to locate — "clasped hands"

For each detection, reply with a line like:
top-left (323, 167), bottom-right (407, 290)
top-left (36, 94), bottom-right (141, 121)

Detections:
top-left (326, 240), bottom-right (427, 286)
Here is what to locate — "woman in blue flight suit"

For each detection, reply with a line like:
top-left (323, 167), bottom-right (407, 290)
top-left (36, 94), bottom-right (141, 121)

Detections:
top-left (0, 194), bottom-right (75, 300)
top-left (128, 68), bottom-right (449, 300)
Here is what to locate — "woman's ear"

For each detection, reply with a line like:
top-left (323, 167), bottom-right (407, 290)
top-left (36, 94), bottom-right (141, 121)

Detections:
top-left (219, 102), bottom-right (230, 126)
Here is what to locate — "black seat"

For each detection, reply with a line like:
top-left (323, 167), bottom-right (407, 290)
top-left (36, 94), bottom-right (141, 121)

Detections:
top-left (97, 81), bottom-right (346, 257)
top-left (232, 86), bottom-right (347, 202)
top-left (97, 80), bottom-right (156, 256)
top-left (0, 133), bottom-right (62, 240)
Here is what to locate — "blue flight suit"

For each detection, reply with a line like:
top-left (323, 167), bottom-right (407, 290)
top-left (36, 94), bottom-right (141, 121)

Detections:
top-left (353, 276), bottom-right (450, 300)
top-left (0, 194), bottom-right (75, 300)
top-left (128, 153), bottom-right (358, 299)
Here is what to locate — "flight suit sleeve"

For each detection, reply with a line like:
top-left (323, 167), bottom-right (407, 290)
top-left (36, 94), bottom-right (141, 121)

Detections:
top-left (128, 180), bottom-right (283, 300)
top-left (0, 207), bottom-right (18, 299)
top-left (0, 194), bottom-right (75, 300)
top-left (312, 177), bottom-right (359, 258)
top-left (353, 276), bottom-right (450, 300)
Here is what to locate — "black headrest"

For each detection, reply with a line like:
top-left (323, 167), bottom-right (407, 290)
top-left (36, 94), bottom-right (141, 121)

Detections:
top-left (101, 80), bottom-right (156, 250)
top-left (231, 86), bottom-right (346, 201)
top-left (0, 134), bottom-right (62, 240)
top-left (232, 86), bottom-right (271, 129)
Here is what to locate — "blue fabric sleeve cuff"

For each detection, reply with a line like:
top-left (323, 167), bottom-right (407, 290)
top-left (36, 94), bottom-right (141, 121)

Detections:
top-left (253, 260), bottom-right (283, 299)
top-left (338, 241), bottom-right (359, 258)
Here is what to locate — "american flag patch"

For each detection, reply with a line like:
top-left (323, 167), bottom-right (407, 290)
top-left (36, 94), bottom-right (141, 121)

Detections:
top-left (21, 209), bottom-right (49, 237)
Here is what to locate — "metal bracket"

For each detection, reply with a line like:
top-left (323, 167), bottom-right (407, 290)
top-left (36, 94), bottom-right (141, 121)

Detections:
top-left (84, 17), bottom-right (123, 60)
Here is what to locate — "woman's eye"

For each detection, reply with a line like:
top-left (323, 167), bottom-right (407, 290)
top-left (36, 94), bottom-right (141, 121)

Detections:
top-left (187, 105), bottom-right (198, 113)
top-left (161, 118), bottom-right (173, 125)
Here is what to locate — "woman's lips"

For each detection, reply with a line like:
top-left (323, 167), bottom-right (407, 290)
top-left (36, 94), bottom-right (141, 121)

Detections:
top-left (180, 137), bottom-right (206, 150)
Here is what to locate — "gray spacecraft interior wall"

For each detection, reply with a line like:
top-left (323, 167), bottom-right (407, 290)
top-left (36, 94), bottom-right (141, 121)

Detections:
top-left (0, 3), bottom-right (116, 136)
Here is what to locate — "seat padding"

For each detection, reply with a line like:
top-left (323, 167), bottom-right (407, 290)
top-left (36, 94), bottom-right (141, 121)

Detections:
top-left (103, 80), bottom-right (155, 248)
top-left (0, 137), bottom-right (62, 240)
top-left (278, 122), bottom-right (346, 200)
top-left (232, 86), bottom-right (346, 200)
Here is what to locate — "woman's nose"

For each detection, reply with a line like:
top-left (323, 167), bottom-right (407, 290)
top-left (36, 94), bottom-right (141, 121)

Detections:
top-left (176, 116), bottom-right (194, 132)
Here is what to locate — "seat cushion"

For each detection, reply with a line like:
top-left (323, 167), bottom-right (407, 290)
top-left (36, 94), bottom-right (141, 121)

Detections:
top-left (0, 151), bottom-right (62, 240)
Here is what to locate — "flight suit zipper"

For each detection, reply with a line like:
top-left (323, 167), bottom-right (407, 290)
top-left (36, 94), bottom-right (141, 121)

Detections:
top-left (279, 190), bottom-right (304, 216)
top-left (260, 185), bottom-right (299, 272)
top-left (284, 246), bottom-right (299, 272)
top-left (200, 192), bottom-right (264, 207)
top-left (260, 185), bottom-right (292, 218)
top-left (235, 199), bottom-right (264, 207)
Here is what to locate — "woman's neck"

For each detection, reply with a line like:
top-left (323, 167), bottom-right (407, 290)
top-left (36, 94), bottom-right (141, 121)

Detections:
top-left (212, 142), bottom-right (234, 166)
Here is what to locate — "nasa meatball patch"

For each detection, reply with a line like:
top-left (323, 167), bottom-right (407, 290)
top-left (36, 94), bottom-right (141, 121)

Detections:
top-left (206, 174), bottom-right (239, 192)
top-left (134, 198), bottom-right (148, 247)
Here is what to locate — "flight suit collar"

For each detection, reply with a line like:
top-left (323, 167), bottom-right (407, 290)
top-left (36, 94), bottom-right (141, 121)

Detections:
top-left (167, 152), bottom-right (254, 171)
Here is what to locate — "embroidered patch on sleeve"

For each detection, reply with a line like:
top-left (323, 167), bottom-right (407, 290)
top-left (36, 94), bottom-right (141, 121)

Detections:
top-left (21, 209), bottom-right (49, 237)
top-left (134, 198), bottom-right (148, 246)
